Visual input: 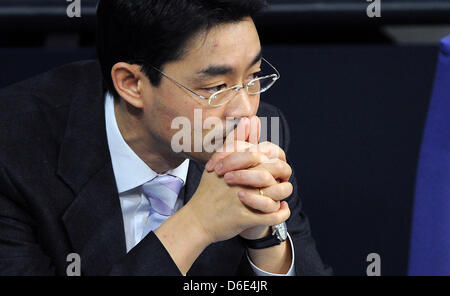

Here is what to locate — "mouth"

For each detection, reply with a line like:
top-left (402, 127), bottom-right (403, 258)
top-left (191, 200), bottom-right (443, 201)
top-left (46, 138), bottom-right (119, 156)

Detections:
top-left (223, 117), bottom-right (241, 139)
top-left (207, 118), bottom-right (241, 149)
top-left (200, 117), bottom-right (243, 153)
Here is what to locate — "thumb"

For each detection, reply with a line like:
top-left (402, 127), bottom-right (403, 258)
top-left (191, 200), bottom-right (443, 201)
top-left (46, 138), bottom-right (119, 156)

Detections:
top-left (205, 117), bottom-right (250, 171)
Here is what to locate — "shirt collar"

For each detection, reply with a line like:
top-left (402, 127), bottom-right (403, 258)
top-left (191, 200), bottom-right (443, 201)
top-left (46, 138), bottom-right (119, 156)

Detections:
top-left (105, 92), bottom-right (189, 194)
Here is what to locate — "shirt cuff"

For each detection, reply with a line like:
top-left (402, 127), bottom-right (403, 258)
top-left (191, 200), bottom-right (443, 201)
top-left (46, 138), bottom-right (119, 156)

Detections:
top-left (246, 232), bottom-right (296, 276)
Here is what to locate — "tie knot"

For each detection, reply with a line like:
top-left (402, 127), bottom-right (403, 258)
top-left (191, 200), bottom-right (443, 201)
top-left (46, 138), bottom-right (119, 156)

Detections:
top-left (142, 175), bottom-right (184, 216)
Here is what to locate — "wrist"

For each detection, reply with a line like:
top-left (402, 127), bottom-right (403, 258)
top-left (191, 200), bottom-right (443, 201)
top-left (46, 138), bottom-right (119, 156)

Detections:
top-left (239, 226), bottom-right (270, 240)
top-left (240, 222), bottom-right (288, 250)
top-left (182, 202), bottom-right (215, 246)
top-left (154, 205), bottom-right (211, 274)
top-left (247, 240), bottom-right (292, 274)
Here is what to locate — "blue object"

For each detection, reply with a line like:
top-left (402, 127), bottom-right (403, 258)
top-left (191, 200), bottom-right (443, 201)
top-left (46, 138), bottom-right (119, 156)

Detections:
top-left (408, 35), bottom-right (450, 276)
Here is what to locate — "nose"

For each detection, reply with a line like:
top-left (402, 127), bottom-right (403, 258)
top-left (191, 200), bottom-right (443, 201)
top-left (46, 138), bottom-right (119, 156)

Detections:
top-left (223, 88), bottom-right (258, 119)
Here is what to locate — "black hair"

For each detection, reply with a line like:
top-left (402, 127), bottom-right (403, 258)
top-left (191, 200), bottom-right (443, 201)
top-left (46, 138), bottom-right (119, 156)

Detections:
top-left (96, 0), bottom-right (267, 99)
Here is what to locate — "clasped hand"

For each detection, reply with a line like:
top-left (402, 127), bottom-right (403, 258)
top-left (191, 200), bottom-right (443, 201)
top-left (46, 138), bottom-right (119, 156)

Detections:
top-left (204, 116), bottom-right (293, 240)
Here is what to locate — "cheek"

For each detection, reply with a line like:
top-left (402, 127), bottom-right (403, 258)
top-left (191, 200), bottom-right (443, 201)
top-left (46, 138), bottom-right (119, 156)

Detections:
top-left (148, 89), bottom-right (200, 140)
top-left (144, 94), bottom-right (179, 140)
top-left (253, 94), bottom-right (261, 113)
top-left (155, 88), bottom-right (183, 117)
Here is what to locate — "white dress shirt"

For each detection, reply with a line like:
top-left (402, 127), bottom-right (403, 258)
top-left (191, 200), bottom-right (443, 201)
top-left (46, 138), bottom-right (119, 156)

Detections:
top-left (104, 92), bottom-right (295, 275)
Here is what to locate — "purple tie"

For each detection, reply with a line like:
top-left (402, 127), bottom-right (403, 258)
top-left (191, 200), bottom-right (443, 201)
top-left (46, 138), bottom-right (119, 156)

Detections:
top-left (141, 175), bottom-right (184, 238)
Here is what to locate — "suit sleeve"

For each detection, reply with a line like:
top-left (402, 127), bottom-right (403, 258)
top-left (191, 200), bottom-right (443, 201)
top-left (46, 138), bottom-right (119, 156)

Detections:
top-left (107, 232), bottom-right (182, 276)
top-left (0, 162), bottom-right (183, 276)
top-left (0, 164), bottom-right (56, 275)
top-left (277, 108), bottom-right (333, 276)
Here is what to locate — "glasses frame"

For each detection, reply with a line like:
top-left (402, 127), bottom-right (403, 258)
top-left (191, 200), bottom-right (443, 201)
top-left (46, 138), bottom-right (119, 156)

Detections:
top-left (148, 57), bottom-right (281, 107)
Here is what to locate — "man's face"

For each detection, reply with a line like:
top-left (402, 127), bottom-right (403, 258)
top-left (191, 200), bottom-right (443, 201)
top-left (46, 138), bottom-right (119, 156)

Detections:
top-left (140, 17), bottom-right (262, 163)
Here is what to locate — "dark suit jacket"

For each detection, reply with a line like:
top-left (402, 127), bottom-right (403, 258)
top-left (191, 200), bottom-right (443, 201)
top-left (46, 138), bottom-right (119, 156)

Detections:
top-left (0, 60), bottom-right (331, 276)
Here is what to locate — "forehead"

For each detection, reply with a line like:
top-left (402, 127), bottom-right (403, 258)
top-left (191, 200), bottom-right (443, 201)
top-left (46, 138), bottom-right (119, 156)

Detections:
top-left (173, 18), bottom-right (261, 73)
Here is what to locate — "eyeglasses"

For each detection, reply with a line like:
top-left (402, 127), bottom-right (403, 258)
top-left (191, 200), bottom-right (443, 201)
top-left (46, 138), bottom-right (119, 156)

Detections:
top-left (148, 58), bottom-right (280, 107)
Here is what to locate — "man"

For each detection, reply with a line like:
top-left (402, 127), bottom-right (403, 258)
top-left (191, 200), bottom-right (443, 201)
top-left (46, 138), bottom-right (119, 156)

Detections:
top-left (0, 0), bottom-right (331, 275)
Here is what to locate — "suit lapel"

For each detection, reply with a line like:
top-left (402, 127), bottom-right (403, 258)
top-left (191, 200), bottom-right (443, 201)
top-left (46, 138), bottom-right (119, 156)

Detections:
top-left (182, 159), bottom-right (203, 204)
top-left (57, 60), bottom-right (126, 275)
top-left (61, 162), bottom-right (126, 275)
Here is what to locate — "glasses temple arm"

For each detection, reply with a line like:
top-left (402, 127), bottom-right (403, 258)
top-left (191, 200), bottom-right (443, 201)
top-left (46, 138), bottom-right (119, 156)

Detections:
top-left (150, 66), bottom-right (209, 100)
top-left (262, 57), bottom-right (281, 79)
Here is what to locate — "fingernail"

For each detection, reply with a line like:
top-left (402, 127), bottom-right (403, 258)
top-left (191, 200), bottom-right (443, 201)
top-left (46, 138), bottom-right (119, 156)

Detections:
top-left (205, 160), bottom-right (213, 171)
top-left (224, 172), bottom-right (233, 181)
top-left (215, 162), bottom-right (223, 173)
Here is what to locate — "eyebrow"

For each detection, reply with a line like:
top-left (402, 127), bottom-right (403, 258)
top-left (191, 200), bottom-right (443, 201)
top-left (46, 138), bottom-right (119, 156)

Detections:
top-left (193, 50), bottom-right (262, 82)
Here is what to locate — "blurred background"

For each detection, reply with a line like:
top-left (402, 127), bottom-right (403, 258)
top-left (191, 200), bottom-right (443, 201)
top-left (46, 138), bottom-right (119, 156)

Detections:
top-left (1, 0), bottom-right (449, 275)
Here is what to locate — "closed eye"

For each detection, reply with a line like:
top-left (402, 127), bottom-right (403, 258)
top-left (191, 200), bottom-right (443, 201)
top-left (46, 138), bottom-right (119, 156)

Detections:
top-left (201, 84), bottom-right (227, 95)
top-left (248, 71), bottom-right (262, 81)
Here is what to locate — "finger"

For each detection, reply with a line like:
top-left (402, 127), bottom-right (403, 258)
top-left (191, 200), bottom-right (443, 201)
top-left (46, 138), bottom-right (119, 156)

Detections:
top-left (205, 118), bottom-right (250, 172)
top-left (258, 159), bottom-right (292, 182)
top-left (258, 141), bottom-right (286, 162)
top-left (207, 117), bottom-right (260, 171)
top-left (248, 116), bottom-right (261, 145)
top-left (238, 190), bottom-right (280, 213)
top-left (260, 182), bottom-right (293, 201)
top-left (216, 151), bottom-right (291, 180)
top-left (212, 141), bottom-right (286, 174)
top-left (259, 201), bottom-right (291, 227)
top-left (228, 117), bottom-right (249, 147)
top-left (236, 117), bottom-right (250, 142)
top-left (223, 169), bottom-right (277, 187)
top-left (206, 141), bottom-right (251, 172)
top-left (215, 151), bottom-right (262, 175)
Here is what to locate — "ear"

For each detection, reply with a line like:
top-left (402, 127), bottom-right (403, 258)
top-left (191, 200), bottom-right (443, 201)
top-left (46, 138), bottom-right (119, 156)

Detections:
top-left (111, 62), bottom-right (148, 109)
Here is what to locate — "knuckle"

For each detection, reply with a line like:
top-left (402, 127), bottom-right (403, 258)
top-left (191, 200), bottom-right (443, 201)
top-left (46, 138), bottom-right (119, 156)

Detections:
top-left (249, 152), bottom-right (261, 163)
top-left (278, 182), bottom-right (287, 194)
top-left (272, 146), bottom-right (283, 158)
top-left (275, 212), bottom-right (284, 224)
top-left (271, 186), bottom-right (282, 199)
top-left (287, 168), bottom-right (292, 179)
top-left (267, 141), bottom-right (280, 149)
top-left (273, 160), bottom-right (282, 171)
top-left (285, 162), bottom-right (292, 174)
top-left (286, 182), bottom-right (293, 196)
top-left (277, 185), bottom-right (287, 198)
top-left (285, 207), bottom-right (291, 220)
